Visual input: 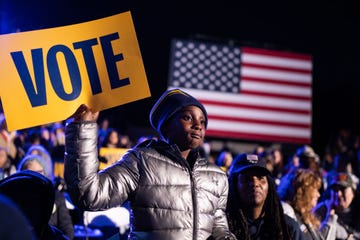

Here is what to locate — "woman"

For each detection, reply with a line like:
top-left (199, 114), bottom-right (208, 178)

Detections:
top-left (100, 128), bottom-right (122, 148)
top-left (277, 168), bottom-right (329, 239)
top-left (215, 148), bottom-right (233, 176)
top-left (18, 154), bottom-right (74, 239)
top-left (226, 153), bottom-right (304, 240)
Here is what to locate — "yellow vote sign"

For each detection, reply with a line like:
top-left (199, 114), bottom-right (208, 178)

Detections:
top-left (0, 11), bottom-right (150, 131)
top-left (99, 147), bottom-right (128, 170)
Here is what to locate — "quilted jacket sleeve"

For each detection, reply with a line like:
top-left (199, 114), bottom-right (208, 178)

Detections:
top-left (64, 121), bottom-right (139, 210)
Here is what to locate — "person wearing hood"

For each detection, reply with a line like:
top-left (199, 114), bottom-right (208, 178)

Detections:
top-left (18, 154), bottom-right (74, 239)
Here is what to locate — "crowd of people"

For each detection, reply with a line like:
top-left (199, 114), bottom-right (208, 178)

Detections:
top-left (1, 88), bottom-right (360, 239)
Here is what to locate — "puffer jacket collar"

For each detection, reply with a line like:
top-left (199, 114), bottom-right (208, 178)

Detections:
top-left (139, 139), bottom-right (207, 169)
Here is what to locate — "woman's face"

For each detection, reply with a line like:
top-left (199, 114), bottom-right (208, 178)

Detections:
top-left (221, 152), bottom-right (233, 168)
top-left (309, 187), bottom-right (320, 209)
top-left (164, 106), bottom-right (206, 151)
top-left (30, 149), bottom-right (40, 155)
top-left (109, 131), bottom-right (119, 145)
top-left (236, 168), bottom-right (269, 209)
top-left (24, 161), bottom-right (45, 176)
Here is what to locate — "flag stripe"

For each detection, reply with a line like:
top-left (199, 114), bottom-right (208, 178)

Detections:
top-left (209, 115), bottom-right (310, 128)
top-left (238, 90), bottom-right (311, 101)
top-left (168, 39), bottom-right (313, 144)
top-left (208, 119), bottom-right (310, 138)
top-left (241, 66), bottom-right (312, 84)
top-left (205, 130), bottom-right (310, 144)
top-left (241, 77), bottom-right (311, 88)
top-left (241, 81), bottom-right (311, 98)
top-left (201, 99), bottom-right (310, 114)
top-left (242, 47), bottom-right (312, 62)
top-left (242, 62), bottom-right (312, 74)
top-left (205, 104), bottom-right (310, 125)
top-left (182, 88), bottom-right (311, 111)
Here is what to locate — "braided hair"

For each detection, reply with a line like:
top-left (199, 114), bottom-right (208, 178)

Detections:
top-left (227, 173), bottom-right (293, 240)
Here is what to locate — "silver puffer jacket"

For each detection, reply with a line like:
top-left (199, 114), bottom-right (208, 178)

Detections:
top-left (64, 121), bottom-right (235, 240)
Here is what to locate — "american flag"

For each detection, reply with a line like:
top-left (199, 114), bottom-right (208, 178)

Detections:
top-left (168, 39), bottom-right (312, 144)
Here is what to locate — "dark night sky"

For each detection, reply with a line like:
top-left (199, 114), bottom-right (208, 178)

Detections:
top-left (1, 1), bottom-right (360, 154)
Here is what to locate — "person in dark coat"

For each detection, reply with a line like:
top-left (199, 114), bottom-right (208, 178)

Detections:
top-left (0, 170), bottom-right (69, 239)
top-left (0, 193), bottom-right (35, 239)
top-left (18, 154), bottom-right (74, 239)
top-left (226, 153), bottom-right (305, 240)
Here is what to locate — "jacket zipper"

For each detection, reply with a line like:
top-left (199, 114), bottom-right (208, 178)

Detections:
top-left (189, 167), bottom-right (198, 240)
top-left (160, 144), bottom-right (200, 240)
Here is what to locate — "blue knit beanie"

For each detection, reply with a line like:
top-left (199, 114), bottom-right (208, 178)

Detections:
top-left (149, 89), bottom-right (208, 135)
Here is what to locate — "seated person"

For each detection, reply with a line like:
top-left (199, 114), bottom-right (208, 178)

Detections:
top-left (18, 154), bottom-right (74, 239)
top-left (226, 153), bottom-right (304, 239)
top-left (314, 172), bottom-right (360, 239)
top-left (0, 193), bottom-right (34, 239)
top-left (0, 170), bottom-right (69, 239)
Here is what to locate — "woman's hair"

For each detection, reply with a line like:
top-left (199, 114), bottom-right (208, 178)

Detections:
top-left (18, 154), bottom-right (47, 177)
top-left (25, 144), bottom-right (53, 180)
top-left (215, 148), bottom-right (232, 167)
top-left (278, 168), bottom-right (322, 228)
top-left (227, 171), bottom-right (291, 239)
